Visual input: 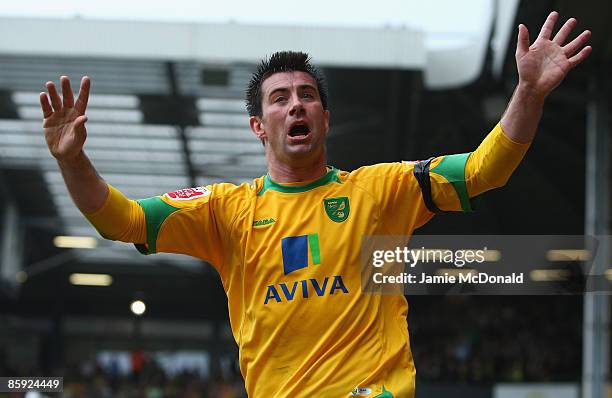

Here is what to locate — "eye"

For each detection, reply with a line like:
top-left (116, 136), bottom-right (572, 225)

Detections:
top-left (273, 96), bottom-right (286, 103)
top-left (302, 92), bottom-right (314, 99)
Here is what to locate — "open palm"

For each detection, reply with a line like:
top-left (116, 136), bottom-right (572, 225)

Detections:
top-left (40, 76), bottom-right (91, 161)
top-left (516, 12), bottom-right (591, 98)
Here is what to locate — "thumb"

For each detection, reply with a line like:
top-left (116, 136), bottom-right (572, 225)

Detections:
top-left (516, 24), bottom-right (530, 58)
top-left (73, 115), bottom-right (88, 141)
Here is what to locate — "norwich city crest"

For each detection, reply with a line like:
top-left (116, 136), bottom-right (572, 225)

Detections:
top-left (323, 197), bottom-right (350, 223)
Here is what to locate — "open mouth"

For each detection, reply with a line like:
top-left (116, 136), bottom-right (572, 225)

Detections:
top-left (289, 123), bottom-right (310, 137)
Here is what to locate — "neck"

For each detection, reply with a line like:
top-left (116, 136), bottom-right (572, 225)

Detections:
top-left (267, 156), bottom-right (327, 183)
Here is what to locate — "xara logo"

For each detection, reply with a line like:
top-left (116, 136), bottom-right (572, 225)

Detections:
top-left (281, 233), bottom-right (321, 275)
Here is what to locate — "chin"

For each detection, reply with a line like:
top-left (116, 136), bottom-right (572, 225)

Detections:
top-left (280, 145), bottom-right (320, 162)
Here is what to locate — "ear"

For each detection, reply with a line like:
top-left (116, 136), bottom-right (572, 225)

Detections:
top-left (249, 116), bottom-right (266, 141)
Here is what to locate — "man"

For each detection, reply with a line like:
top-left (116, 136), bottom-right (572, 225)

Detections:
top-left (40, 12), bottom-right (590, 398)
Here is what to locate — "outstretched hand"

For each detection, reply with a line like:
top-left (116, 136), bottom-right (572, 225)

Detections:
top-left (516, 11), bottom-right (591, 99)
top-left (40, 76), bottom-right (91, 161)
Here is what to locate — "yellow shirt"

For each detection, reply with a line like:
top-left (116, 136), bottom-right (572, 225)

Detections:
top-left (86, 123), bottom-right (529, 398)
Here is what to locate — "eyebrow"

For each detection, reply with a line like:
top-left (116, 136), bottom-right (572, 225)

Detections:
top-left (267, 84), bottom-right (318, 99)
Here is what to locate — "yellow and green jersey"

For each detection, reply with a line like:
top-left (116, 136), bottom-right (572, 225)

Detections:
top-left (86, 123), bottom-right (530, 398)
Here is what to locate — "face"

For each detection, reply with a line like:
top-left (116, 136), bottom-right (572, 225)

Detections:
top-left (250, 71), bottom-right (330, 165)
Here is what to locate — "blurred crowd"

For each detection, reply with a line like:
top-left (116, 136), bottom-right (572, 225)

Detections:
top-left (60, 361), bottom-right (245, 398)
top-left (409, 295), bottom-right (582, 383)
top-left (0, 296), bottom-right (585, 397)
top-left (0, 358), bottom-right (246, 398)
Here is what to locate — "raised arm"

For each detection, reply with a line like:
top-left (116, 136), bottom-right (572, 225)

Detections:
top-left (41, 76), bottom-right (145, 243)
top-left (40, 76), bottom-right (108, 214)
top-left (466, 12), bottom-right (592, 196)
top-left (428, 12), bottom-right (592, 212)
top-left (501, 11), bottom-right (592, 143)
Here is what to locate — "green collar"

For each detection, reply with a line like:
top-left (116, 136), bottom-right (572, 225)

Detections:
top-left (258, 167), bottom-right (340, 196)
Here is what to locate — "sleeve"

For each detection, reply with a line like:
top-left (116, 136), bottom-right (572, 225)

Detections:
top-left (413, 122), bottom-right (531, 213)
top-left (84, 184), bottom-right (146, 243)
top-left (134, 185), bottom-right (231, 269)
top-left (85, 182), bottom-right (235, 270)
top-left (348, 163), bottom-right (432, 234)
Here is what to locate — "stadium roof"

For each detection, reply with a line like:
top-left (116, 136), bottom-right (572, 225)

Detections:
top-left (0, 0), bottom-right (519, 88)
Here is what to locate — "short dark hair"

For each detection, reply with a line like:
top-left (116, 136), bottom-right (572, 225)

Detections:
top-left (246, 51), bottom-right (328, 117)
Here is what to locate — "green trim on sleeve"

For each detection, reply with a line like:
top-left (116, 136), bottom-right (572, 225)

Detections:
top-left (133, 197), bottom-right (179, 254)
top-left (430, 153), bottom-right (475, 212)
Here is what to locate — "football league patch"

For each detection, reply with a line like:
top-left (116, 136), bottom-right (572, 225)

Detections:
top-left (351, 387), bottom-right (372, 396)
top-left (164, 186), bottom-right (210, 201)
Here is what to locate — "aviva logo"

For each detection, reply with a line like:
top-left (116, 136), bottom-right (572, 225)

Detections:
top-left (281, 233), bottom-right (321, 275)
top-left (264, 276), bottom-right (348, 305)
top-left (265, 234), bottom-right (349, 305)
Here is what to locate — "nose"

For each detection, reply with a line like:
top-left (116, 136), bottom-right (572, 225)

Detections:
top-left (289, 94), bottom-right (304, 116)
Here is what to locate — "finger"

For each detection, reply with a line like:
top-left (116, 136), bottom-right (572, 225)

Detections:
top-left (516, 24), bottom-right (530, 57)
top-left (39, 93), bottom-right (53, 119)
top-left (538, 11), bottom-right (559, 40)
top-left (74, 76), bottom-right (91, 115)
top-left (552, 17), bottom-right (576, 45)
top-left (564, 30), bottom-right (592, 56)
top-left (568, 46), bottom-right (592, 68)
top-left (45, 81), bottom-right (63, 112)
top-left (60, 76), bottom-right (75, 108)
